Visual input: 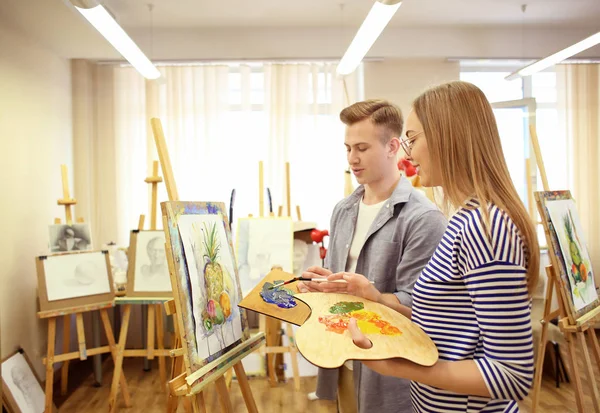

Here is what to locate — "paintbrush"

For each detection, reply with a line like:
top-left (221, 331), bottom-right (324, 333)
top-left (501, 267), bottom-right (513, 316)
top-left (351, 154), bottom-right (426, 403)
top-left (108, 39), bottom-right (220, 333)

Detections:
top-left (268, 277), bottom-right (374, 290)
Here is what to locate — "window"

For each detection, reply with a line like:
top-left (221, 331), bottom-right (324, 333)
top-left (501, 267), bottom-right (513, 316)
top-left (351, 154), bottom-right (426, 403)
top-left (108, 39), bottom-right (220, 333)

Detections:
top-left (113, 62), bottom-right (357, 245)
top-left (460, 72), bottom-right (523, 102)
top-left (460, 67), bottom-right (563, 246)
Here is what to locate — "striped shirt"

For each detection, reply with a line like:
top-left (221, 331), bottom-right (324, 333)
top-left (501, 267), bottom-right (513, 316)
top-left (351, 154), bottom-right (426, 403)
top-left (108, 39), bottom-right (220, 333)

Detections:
top-left (411, 200), bottom-right (534, 413)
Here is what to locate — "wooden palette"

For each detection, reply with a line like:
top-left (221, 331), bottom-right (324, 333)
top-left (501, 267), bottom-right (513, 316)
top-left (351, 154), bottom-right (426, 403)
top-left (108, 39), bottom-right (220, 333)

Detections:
top-left (293, 293), bottom-right (438, 369)
top-left (237, 269), bottom-right (311, 326)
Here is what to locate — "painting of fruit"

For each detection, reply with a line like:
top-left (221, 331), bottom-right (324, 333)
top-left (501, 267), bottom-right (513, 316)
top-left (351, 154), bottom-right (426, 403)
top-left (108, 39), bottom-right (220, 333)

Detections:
top-left (545, 199), bottom-right (597, 312)
top-left (175, 208), bottom-right (244, 365)
top-left (220, 291), bottom-right (232, 318)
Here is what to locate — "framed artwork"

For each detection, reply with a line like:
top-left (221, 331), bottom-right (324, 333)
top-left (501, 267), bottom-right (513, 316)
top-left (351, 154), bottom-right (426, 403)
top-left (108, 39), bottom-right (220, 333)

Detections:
top-left (36, 250), bottom-right (115, 313)
top-left (1, 350), bottom-right (55, 413)
top-left (126, 230), bottom-right (172, 297)
top-left (48, 223), bottom-right (92, 252)
top-left (535, 190), bottom-right (599, 321)
top-left (162, 201), bottom-right (248, 377)
top-left (235, 217), bottom-right (294, 296)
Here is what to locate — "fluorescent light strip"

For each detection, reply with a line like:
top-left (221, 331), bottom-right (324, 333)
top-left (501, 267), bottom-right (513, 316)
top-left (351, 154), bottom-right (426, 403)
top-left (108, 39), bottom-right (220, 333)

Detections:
top-left (76, 5), bottom-right (160, 79)
top-left (337, 1), bottom-right (402, 76)
top-left (506, 31), bottom-right (600, 80)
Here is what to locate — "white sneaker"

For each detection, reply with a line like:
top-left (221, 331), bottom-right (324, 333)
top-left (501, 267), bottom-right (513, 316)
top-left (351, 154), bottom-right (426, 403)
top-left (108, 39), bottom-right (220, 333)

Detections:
top-left (307, 391), bottom-right (319, 401)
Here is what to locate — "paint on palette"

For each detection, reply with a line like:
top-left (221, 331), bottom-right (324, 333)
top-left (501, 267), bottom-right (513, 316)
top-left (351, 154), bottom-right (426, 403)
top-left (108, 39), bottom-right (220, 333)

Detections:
top-left (328, 301), bottom-right (364, 314)
top-left (318, 301), bottom-right (402, 335)
top-left (260, 281), bottom-right (297, 308)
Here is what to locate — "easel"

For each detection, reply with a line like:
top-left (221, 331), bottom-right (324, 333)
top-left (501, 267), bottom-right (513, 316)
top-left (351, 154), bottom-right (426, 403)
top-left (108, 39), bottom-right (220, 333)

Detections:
top-left (39, 165), bottom-right (130, 412)
top-left (528, 126), bottom-right (600, 412)
top-left (255, 161), bottom-right (301, 390)
top-left (108, 160), bottom-right (172, 412)
top-left (151, 118), bottom-right (265, 412)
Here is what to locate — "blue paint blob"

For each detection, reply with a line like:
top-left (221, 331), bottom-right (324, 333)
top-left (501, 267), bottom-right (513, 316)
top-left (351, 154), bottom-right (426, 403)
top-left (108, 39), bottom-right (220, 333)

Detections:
top-left (260, 281), bottom-right (297, 309)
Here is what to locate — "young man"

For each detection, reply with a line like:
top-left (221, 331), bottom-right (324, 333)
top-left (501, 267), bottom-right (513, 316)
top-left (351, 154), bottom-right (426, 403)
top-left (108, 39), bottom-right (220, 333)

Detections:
top-left (298, 100), bottom-right (447, 413)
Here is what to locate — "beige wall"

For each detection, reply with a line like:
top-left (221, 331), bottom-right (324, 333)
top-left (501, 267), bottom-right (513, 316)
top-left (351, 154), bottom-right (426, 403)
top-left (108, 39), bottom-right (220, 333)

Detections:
top-left (0, 19), bottom-right (73, 378)
top-left (364, 59), bottom-right (461, 117)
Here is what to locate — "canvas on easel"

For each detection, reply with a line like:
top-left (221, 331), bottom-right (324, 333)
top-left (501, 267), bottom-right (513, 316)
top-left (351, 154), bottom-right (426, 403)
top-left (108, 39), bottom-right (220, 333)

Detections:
top-left (162, 201), bottom-right (249, 374)
top-left (152, 118), bottom-right (263, 413)
top-left (236, 216), bottom-right (294, 296)
top-left (36, 164), bottom-right (130, 413)
top-left (535, 190), bottom-right (600, 413)
top-left (36, 250), bottom-right (115, 313)
top-left (536, 190), bottom-right (599, 321)
top-left (125, 229), bottom-right (172, 297)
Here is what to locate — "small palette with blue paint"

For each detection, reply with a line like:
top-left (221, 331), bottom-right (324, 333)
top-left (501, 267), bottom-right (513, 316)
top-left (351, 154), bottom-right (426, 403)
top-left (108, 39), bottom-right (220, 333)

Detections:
top-left (260, 281), bottom-right (297, 309)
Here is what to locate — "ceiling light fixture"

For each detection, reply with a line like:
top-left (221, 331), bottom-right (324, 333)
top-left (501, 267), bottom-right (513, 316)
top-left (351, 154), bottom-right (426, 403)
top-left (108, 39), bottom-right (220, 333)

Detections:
top-left (336, 0), bottom-right (402, 76)
top-left (506, 31), bottom-right (600, 80)
top-left (69, 0), bottom-right (160, 79)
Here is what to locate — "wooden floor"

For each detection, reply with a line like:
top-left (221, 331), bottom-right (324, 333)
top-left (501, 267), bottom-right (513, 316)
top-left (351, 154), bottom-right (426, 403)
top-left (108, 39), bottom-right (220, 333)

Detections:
top-left (57, 348), bottom-right (599, 413)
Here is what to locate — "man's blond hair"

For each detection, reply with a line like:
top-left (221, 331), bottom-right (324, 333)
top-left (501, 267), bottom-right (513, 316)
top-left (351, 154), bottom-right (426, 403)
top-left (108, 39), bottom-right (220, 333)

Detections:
top-left (339, 99), bottom-right (404, 143)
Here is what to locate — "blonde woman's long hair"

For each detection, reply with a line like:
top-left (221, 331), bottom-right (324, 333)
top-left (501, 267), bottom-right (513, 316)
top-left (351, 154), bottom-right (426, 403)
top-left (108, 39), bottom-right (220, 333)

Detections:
top-left (413, 81), bottom-right (539, 295)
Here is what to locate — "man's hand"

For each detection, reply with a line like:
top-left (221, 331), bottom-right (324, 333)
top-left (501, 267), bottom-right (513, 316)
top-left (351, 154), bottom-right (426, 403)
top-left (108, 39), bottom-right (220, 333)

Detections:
top-left (319, 272), bottom-right (382, 302)
top-left (297, 266), bottom-right (332, 293)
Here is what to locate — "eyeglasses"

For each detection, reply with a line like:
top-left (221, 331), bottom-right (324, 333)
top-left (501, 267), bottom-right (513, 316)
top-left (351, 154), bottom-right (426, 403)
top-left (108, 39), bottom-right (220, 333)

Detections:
top-left (399, 131), bottom-right (423, 157)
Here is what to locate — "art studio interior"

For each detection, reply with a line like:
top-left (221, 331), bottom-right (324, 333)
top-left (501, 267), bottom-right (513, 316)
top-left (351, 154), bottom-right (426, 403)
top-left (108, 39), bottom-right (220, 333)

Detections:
top-left (1, 0), bottom-right (600, 412)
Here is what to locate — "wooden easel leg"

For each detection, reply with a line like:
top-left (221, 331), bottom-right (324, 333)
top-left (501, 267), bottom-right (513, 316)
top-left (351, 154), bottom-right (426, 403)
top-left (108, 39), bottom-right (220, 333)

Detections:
top-left (167, 317), bottom-right (183, 411)
top-left (233, 362), bottom-right (258, 413)
top-left (156, 303), bottom-right (167, 389)
top-left (108, 304), bottom-right (132, 413)
top-left (565, 331), bottom-right (586, 412)
top-left (532, 277), bottom-right (555, 412)
top-left (45, 318), bottom-right (57, 413)
top-left (215, 376), bottom-right (234, 413)
top-left (588, 328), bottom-right (600, 375)
top-left (192, 392), bottom-right (207, 413)
top-left (183, 395), bottom-right (193, 413)
top-left (60, 314), bottom-right (71, 395)
top-left (225, 368), bottom-right (233, 388)
top-left (99, 309), bottom-right (132, 407)
top-left (285, 323), bottom-right (301, 392)
top-left (577, 331), bottom-right (600, 412)
top-left (148, 304), bottom-right (156, 362)
top-left (166, 394), bottom-right (179, 413)
top-left (265, 316), bottom-right (280, 386)
top-left (75, 313), bottom-right (87, 360)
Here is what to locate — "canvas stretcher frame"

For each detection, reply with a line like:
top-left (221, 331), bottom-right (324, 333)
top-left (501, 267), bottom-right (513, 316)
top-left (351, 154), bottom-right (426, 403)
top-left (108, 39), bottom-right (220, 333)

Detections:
top-left (161, 200), bottom-right (250, 385)
top-left (125, 229), bottom-right (173, 297)
top-left (36, 250), bottom-right (115, 314)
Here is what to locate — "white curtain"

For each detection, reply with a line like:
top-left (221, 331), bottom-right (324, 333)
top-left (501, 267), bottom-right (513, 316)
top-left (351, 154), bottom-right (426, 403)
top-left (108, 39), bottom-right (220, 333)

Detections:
top-left (73, 61), bottom-right (359, 248)
top-left (557, 64), bottom-right (600, 287)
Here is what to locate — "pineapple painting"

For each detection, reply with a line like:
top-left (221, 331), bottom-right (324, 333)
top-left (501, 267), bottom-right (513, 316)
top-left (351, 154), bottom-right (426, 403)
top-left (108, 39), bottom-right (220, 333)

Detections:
top-left (177, 209), bottom-right (244, 364)
top-left (200, 222), bottom-right (233, 332)
top-left (546, 199), bottom-right (597, 312)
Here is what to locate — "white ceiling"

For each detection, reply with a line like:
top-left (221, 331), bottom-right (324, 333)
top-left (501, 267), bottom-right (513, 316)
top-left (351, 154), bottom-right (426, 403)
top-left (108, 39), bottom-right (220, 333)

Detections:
top-left (1, 0), bottom-right (599, 60)
top-left (102, 0), bottom-right (600, 29)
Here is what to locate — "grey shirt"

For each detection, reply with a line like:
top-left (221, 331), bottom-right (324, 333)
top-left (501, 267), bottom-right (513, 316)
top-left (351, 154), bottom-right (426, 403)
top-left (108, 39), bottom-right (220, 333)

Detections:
top-left (315, 176), bottom-right (447, 413)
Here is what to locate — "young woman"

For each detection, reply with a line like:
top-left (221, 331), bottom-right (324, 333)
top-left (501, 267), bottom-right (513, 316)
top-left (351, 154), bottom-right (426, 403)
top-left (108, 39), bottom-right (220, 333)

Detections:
top-left (308, 81), bottom-right (539, 412)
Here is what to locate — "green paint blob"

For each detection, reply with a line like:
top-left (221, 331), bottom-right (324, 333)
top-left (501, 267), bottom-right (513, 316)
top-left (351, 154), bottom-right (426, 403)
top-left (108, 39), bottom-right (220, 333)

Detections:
top-left (328, 301), bottom-right (364, 314)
